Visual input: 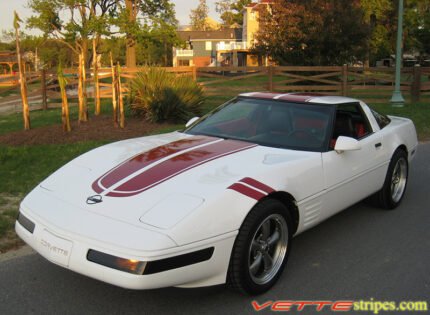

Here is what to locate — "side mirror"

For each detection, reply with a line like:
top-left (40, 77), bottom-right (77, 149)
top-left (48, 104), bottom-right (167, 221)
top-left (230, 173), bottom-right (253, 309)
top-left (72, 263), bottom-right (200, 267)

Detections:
top-left (185, 117), bottom-right (200, 128)
top-left (334, 136), bottom-right (361, 153)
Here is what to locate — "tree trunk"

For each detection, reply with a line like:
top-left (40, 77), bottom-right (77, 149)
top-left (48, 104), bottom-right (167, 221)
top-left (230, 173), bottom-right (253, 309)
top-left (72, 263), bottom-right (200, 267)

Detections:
top-left (110, 53), bottom-right (119, 127)
top-left (15, 27), bottom-right (30, 130)
top-left (164, 42), bottom-right (168, 66)
top-left (58, 68), bottom-right (71, 132)
top-left (61, 88), bottom-right (71, 132)
top-left (82, 53), bottom-right (88, 118)
top-left (117, 63), bottom-right (125, 129)
top-left (125, 0), bottom-right (137, 68)
top-left (93, 38), bottom-right (101, 115)
top-left (78, 52), bottom-right (88, 122)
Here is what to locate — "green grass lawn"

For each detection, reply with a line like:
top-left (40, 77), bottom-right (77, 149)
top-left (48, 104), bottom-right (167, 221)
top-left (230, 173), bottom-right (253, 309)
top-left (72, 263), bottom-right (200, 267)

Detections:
top-left (0, 141), bottom-right (107, 250)
top-left (0, 142), bottom-right (107, 195)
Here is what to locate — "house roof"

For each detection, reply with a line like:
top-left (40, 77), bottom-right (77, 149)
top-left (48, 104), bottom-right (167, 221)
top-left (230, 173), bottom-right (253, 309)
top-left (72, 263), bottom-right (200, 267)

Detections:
top-left (177, 29), bottom-right (243, 41)
top-left (246, 0), bottom-right (273, 10)
top-left (0, 51), bottom-right (17, 63)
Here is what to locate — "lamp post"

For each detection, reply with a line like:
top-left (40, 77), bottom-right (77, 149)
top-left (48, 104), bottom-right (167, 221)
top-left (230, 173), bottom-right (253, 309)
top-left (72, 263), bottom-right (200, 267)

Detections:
top-left (390, 0), bottom-right (405, 107)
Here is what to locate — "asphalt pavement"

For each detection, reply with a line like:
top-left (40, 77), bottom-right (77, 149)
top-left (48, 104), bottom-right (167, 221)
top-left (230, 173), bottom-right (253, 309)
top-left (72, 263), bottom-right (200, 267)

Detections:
top-left (1, 143), bottom-right (429, 315)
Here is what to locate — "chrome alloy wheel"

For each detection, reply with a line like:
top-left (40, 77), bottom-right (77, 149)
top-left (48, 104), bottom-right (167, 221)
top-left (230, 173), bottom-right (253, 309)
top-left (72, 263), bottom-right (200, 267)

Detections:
top-left (248, 214), bottom-right (288, 285)
top-left (391, 157), bottom-right (407, 203)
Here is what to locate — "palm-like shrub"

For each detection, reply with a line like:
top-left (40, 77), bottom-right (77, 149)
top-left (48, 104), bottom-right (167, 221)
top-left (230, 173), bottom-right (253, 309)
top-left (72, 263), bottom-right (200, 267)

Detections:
top-left (129, 67), bottom-right (204, 123)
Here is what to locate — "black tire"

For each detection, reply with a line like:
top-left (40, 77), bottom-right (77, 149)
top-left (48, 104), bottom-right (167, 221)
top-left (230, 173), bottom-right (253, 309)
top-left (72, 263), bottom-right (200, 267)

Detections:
top-left (227, 199), bottom-right (292, 295)
top-left (376, 149), bottom-right (409, 209)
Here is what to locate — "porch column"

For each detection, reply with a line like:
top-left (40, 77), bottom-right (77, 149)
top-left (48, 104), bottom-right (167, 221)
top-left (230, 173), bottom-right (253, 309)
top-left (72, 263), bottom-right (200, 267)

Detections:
top-left (233, 50), bottom-right (238, 67)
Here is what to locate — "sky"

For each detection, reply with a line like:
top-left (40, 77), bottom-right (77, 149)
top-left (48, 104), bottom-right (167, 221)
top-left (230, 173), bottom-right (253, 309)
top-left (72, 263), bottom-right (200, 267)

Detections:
top-left (0, 0), bottom-right (218, 36)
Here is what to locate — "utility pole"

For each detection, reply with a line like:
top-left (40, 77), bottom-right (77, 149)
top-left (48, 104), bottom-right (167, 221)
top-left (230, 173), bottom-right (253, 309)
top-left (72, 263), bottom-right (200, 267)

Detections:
top-left (390, 0), bottom-right (405, 107)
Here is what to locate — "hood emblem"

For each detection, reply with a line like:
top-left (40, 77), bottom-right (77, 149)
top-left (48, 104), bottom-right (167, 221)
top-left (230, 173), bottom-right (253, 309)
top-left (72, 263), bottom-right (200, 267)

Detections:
top-left (87, 195), bottom-right (103, 205)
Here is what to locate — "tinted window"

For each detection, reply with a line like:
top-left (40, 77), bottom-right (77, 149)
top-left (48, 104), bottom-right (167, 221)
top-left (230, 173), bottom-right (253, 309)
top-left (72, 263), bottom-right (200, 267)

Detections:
top-left (333, 104), bottom-right (372, 139)
top-left (371, 108), bottom-right (391, 129)
top-left (186, 97), bottom-right (334, 152)
top-left (329, 103), bottom-right (373, 149)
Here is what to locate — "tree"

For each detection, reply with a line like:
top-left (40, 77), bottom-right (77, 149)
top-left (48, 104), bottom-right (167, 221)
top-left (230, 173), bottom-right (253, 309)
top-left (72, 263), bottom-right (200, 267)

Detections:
top-left (360, 0), bottom-right (430, 64)
top-left (1, 31), bottom-right (75, 69)
top-left (100, 37), bottom-right (127, 65)
top-left (216, 0), bottom-right (251, 27)
top-left (115, 0), bottom-right (178, 67)
top-left (361, 0), bottom-right (394, 65)
top-left (14, 12), bottom-right (31, 130)
top-left (122, 0), bottom-right (139, 68)
top-left (27, 0), bottom-right (179, 69)
top-left (27, 0), bottom-right (113, 66)
top-left (57, 64), bottom-right (71, 132)
top-left (404, 0), bottom-right (430, 57)
top-left (27, 0), bottom-right (114, 122)
top-left (254, 0), bottom-right (370, 66)
top-left (190, 0), bottom-right (210, 31)
top-left (93, 38), bottom-right (101, 115)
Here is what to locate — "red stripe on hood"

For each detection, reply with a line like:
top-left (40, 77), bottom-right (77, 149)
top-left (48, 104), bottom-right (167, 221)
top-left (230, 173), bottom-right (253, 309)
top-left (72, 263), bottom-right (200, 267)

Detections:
top-left (94, 139), bottom-right (256, 197)
top-left (92, 136), bottom-right (217, 194)
top-left (107, 140), bottom-right (256, 197)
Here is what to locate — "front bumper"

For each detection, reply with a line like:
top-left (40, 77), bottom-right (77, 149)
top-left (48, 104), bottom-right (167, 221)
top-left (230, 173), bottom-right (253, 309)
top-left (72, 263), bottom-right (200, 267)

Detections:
top-left (15, 209), bottom-right (236, 290)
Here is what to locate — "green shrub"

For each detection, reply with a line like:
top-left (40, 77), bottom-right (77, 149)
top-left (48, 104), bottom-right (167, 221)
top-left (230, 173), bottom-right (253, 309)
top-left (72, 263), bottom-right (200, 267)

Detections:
top-left (129, 67), bottom-right (204, 123)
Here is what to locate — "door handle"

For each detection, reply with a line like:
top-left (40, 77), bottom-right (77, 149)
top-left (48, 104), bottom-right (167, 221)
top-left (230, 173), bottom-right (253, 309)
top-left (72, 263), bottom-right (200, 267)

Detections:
top-left (375, 143), bottom-right (382, 148)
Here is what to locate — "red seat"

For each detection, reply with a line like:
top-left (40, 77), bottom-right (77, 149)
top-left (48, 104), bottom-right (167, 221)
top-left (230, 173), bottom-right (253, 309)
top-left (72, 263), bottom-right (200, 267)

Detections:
top-left (355, 123), bottom-right (365, 138)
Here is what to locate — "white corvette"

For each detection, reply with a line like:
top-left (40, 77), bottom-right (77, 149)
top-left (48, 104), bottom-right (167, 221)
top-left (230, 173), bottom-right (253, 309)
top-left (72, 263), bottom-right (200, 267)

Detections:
top-left (16, 93), bottom-right (418, 294)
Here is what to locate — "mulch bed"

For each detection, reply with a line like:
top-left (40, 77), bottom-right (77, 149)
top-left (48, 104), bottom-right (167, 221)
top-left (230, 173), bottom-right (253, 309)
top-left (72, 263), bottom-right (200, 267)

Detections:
top-left (0, 115), bottom-right (169, 146)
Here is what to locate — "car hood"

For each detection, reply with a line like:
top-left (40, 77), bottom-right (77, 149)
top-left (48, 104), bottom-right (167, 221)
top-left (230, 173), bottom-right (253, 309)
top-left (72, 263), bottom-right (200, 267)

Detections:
top-left (24, 132), bottom-right (321, 245)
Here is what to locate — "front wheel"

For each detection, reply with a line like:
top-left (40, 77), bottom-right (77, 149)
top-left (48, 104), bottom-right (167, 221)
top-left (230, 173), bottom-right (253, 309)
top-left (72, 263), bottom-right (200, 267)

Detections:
top-left (376, 149), bottom-right (409, 209)
top-left (227, 199), bottom-right (292, 295)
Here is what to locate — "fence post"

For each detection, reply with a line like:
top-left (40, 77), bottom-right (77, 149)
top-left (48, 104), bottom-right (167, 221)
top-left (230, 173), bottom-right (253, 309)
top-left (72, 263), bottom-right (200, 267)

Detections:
top-left (41, 69), bottom-right (47, 110)
top-left (341, 64), bottom-right (348, 96)
top-left (192, 66), bottom-right (197, 81)
top-left (411, 64), bottom-right (421, 103)
top-left (268, 65), bottom-right (274, 92)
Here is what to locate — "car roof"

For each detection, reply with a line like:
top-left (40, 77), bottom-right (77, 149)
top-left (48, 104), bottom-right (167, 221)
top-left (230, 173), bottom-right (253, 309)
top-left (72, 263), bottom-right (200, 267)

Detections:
top-left (239, 92), bottom-right (360, 105)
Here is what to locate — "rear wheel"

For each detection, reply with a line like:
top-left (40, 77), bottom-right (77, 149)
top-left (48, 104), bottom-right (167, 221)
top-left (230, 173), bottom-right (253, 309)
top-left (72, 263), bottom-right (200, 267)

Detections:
top-left (376, 149), bottom-right (409, 209)
top-left (228, 199), bottom-right (292, 295)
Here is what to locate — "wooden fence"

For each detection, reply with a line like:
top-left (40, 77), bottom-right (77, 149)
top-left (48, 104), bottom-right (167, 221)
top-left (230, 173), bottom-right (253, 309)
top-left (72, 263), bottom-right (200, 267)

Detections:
top-left (1, 65), bottom-right (429, 114)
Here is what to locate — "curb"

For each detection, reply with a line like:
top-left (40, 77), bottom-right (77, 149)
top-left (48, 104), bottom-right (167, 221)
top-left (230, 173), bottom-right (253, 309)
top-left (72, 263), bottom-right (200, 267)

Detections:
top-left (0, 245), bottom-right (35, 263)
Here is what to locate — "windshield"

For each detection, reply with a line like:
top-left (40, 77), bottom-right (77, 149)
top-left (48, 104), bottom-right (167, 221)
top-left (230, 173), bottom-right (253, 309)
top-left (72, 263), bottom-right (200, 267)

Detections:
top-left (185, 97), bottom-right (334, 152)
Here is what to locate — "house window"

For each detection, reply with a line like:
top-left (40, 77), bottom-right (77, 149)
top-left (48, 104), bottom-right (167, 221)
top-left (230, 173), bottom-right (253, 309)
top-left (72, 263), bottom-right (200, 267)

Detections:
top-left (205, 41), bottom-right (212, 51)
top-left (178, 60), bottom-right (190, 66)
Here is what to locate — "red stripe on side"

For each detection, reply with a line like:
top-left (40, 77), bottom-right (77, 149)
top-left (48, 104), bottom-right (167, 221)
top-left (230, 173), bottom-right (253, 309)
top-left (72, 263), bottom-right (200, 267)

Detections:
top-left (92, 136), bottom-right (217, 193)
top-left (239, 177), bottom-right (275, 194)
top-left (107, 140), bottom-right (256, 197)
top-left (228, 183), bottom-right (266, 200)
